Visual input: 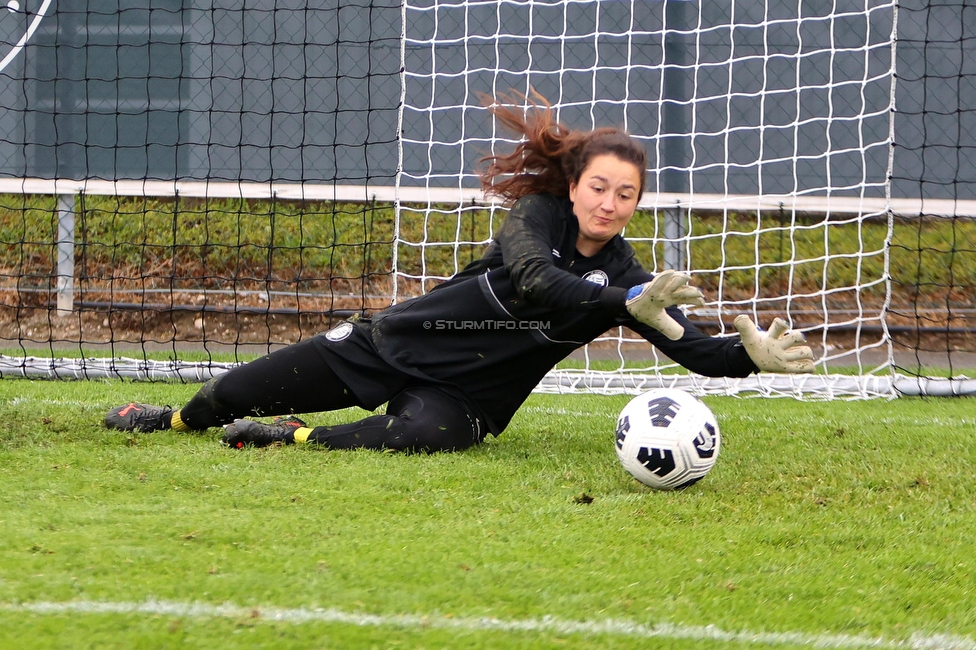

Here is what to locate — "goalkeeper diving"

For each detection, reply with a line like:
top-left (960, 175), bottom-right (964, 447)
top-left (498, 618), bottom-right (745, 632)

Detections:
top-left (106, 91), bottom-right (814, 452)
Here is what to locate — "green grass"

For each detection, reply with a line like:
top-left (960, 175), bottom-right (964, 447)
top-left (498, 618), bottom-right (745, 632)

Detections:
top-left (1, 346), bottom-right (262, 365)
top-left (4, 194), bottom-right (976, 299)
top-left (1, 378), bottom-right (975, 648)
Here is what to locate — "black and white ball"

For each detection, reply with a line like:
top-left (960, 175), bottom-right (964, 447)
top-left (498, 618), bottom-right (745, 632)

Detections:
top-left (615, 388), bottom-right (721, 490)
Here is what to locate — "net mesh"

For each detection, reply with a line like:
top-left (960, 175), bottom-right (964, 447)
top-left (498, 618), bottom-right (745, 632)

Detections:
top-left (1, 0), bottom-right (974, 397)
top-left (398, 0), bottom-right (899, 396)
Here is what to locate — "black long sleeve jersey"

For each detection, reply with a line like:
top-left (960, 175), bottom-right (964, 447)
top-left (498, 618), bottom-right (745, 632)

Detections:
top-left (342, 193), bottom-right (756, 434)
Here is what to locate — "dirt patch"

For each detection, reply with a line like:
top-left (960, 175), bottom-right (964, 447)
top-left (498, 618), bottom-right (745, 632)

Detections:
top-left (2, 274), bottom-right (974, 369)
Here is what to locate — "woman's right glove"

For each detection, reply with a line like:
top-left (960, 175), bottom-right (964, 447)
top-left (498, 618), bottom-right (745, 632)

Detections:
top-left (625, 270), bottom-right (706, 341)
top-left (733, 315), bottom-right (815, 373)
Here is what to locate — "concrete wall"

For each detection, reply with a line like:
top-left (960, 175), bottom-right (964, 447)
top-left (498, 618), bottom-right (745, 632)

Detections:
top-left (0, 0), bottom-right (970, 200)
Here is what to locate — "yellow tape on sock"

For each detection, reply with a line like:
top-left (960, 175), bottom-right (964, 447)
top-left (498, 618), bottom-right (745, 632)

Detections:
top-left (170, 410), bottom-right (192, 432)
top-left (293, 427), bottom-right (312, 444)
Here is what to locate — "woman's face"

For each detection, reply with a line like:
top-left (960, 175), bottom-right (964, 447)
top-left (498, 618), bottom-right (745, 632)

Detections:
top-left (569, 154), bottom-right (643, 256)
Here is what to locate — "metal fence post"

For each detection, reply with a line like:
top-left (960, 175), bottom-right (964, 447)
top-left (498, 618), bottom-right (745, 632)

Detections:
top-left (662, 0), bottom-right (690, 271)
top-left (663, 205), bottom-right (686, 271)
top-left (56, 194), bottom-right (76, 314)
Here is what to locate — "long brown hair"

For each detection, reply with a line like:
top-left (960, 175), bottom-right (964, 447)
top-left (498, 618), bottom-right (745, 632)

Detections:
top-left (478, 90), bottom-right (648, 205)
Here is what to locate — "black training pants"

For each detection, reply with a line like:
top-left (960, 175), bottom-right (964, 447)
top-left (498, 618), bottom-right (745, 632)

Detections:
top-left (178, 337), bottom-right (484, 452)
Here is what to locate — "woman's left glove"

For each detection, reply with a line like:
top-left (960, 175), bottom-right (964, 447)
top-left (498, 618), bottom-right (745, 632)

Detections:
top-left (733, 315), bottom-right (815, 373)
top-left (625, 270), bottom-right (706, 341)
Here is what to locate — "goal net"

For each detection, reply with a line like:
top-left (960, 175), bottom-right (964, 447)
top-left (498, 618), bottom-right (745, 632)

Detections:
top-left (1, 0), bottom-right (974, 398)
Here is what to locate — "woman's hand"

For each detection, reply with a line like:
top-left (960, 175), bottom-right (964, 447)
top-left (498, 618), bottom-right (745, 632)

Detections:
top-left (733, 315), bottom-right (815, 373)
top-left (625, 270), bottom-right (706, 341)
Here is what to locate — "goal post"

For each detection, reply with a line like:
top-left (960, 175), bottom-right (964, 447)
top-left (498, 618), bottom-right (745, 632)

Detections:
top-left (1, 0), bottom-right (975, 398)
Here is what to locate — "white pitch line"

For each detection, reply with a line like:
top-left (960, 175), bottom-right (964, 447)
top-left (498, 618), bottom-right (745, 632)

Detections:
top-left (2, 600), bottom-right (974, 649)
top-left (8, 397), bottom-right (97, 409)
top-left (521, 406), bottom-right (615, 417)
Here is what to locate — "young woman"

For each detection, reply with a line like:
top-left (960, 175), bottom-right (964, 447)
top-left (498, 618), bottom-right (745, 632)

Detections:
top-left (106, 93), bottom-right (814, 452)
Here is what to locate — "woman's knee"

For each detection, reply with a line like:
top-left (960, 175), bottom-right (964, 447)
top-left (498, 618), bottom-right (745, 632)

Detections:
top-left (386, 388), bottom-right (484, 453)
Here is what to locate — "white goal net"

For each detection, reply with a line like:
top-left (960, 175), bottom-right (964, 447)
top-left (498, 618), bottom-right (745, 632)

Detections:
top-left (396, 0), bottom-right (902, 397)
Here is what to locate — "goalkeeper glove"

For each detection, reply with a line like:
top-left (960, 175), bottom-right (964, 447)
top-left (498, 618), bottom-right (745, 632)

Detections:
top-left (733, 315), bottom-right (815, 373)
top-left (625, 270), bottom-right (706, 341)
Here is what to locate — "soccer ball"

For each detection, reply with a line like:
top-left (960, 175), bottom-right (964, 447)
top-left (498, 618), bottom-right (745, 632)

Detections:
top-left (614, 388), bottom-right (721, 490)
